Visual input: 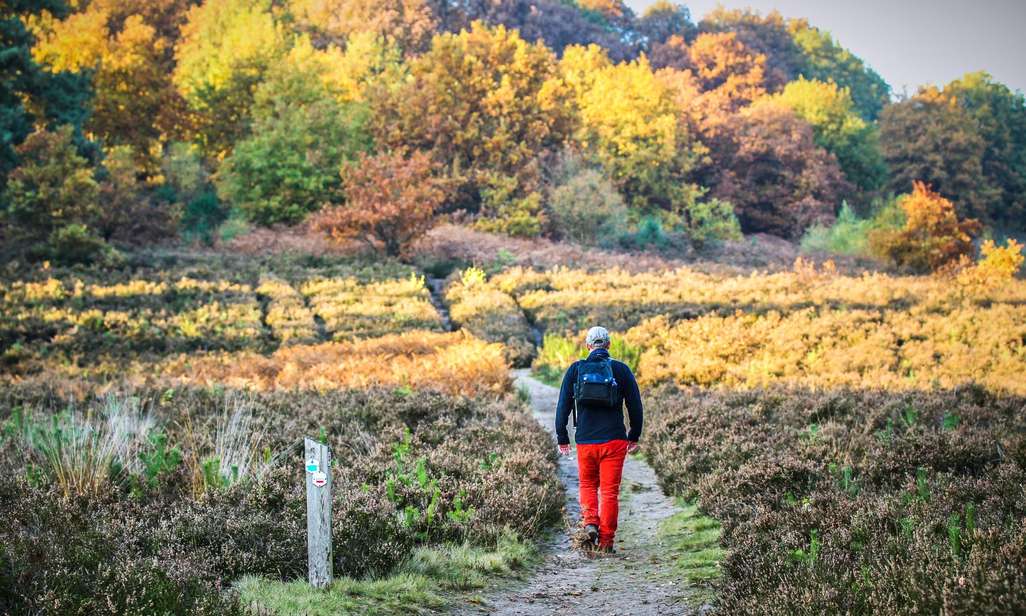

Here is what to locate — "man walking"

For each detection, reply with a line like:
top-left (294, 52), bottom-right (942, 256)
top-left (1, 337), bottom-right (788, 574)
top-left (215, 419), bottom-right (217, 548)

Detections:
top-left (555, 326), bottom-right (643, 553)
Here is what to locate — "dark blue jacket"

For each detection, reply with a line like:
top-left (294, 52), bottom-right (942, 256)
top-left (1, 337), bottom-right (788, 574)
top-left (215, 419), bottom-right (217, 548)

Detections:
top-left (555, 348), bottom-right (643, 446)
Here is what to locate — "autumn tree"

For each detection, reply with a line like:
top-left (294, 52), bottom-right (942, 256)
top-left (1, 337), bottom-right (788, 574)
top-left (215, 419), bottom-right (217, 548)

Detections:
top-left (684, 32), bottom-right (767, 110)
top-left (561, 45), bottom-right (704, 216)
top-left (637, 0), bottom-right (695, 47)
top-left (650, 31), bottom-right (767, 147)
top-left (373, 22), bottom-right (571, 225)
top-left (0, 0), bottom-right (92, 187)
top-left (173, 0), bottom-right (290, 158)
top-left (215, 51), bottom-right (372, 225)
top-left (698, 7), bottom-right (805, 92)
top-left (312, 150), bottom-right (446, 256)
top-left (879, 87), bottom-right (998, 224)
top-left (869, 181), bottom-right (981, 272)
top-left (765, 78), bottom-right (886, 198)
top-left (289, 0), bottom-right (436, 54)
top-left (788, 19), bottom-right (889, 120)
top-left (35, 0), bottom-right (192, 175)
top-left (710, 103), bottom-right (849, 237)
top-left (1, 126), bottom-right (104, 261)
top-left (437, 0), bottom-right (638, 62)
top-left (944, 72), bottom-right (1026, 229)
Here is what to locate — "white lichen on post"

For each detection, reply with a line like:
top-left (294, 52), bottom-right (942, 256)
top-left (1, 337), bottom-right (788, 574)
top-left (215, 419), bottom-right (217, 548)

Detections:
top-left (304, 437), bottom-right (333, 588)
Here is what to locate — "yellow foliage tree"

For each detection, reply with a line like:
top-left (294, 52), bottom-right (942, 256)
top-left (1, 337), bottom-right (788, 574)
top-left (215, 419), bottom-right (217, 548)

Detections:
top-left (173, 0), bottom-right (290, 158)
top-left (33, 0), bottom-right (191, 174)
top-left (561, 45), bottom-right (704, 216)
top-left (956, 238), bottom-right (1025, 290)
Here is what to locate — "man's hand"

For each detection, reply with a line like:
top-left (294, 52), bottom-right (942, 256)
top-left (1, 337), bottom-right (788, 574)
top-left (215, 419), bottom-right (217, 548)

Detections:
top-left (626, 441), bottom-right (640, 455)
top-left (558, 444), bottom-right (572, 456)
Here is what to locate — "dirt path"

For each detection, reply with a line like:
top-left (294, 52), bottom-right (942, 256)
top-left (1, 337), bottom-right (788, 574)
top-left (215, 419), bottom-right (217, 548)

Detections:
top-left (456, 369), bottom-right (708, 616)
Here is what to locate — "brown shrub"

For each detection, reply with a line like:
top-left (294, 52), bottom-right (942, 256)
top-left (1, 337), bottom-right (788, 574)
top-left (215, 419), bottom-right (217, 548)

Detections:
top-left (312, 150), bottom-right (447, 257)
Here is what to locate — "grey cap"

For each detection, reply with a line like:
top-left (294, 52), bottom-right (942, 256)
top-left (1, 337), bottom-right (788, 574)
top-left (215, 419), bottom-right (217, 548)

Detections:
top-left (585, 326), bottom-right (610, 346)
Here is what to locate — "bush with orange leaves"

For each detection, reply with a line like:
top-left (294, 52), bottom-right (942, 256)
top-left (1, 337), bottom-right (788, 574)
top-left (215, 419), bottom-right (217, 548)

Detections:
top-left (869, 181), bottom-right (981, 272)
top-left (312, 150), bottom-right (447, 257)
top-left (163, 330), bottom-right (510, 397)
top-left (955, 238), bottom-right (1025, 291)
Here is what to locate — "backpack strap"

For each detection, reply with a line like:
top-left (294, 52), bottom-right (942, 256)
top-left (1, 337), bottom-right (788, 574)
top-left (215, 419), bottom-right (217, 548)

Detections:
top-left (571, 359), bottom-right (580, 427)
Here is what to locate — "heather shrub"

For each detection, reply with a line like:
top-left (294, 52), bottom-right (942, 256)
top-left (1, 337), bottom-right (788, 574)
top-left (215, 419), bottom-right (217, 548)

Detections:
top-left (0, 384), bottom-right (562, 613)
top-left (644, 386), bottom-right (1026, 615)
top-left (444, 268), bottom-right (536, 367)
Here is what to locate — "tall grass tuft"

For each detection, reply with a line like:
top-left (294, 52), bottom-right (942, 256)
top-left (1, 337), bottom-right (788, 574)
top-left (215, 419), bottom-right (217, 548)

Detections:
top-left (203, 394), bottom-right (266, 490)
top-left (18, 395), bottom-right (153, 497)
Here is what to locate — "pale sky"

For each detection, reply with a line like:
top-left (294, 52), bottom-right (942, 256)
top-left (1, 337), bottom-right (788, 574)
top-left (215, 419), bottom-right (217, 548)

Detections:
top-left (625, 0), bottom-right (1026, 96)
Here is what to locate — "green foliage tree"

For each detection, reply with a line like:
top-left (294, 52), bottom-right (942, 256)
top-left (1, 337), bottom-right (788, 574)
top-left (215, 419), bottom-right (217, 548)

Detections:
top-left (373, 21), bottom-right (571, 221)
top-left (766, 78), bottom-right (886, 198)
top-left (163, 141), bottom-right (224, 243)
top-left (879, 87), bottom-right (999, 225)
top-left (685, 198), bottom-right (742, 247)
top-left (800, 201), bottom-right (876, 256)
top-left (215, 54), bottom-right (372, 226)
top-left (0, 126), bottom-right (107, 261)
top-left (173, 0), bottom-right (290, 158)
top-left (788, 19), bottom-right (890, 120)
top-left (546, 163), bottom-right (627, 245)
top-left (637, 1), bottom-right (694, 47)
top-left (0, 0), bottom-right (92, 188)
top-left (943, 72), bottom-right (1026, 230)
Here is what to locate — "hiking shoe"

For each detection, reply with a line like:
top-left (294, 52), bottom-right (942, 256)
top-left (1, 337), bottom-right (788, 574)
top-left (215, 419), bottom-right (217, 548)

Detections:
top-left (584, 524), bottom-right (599, 546)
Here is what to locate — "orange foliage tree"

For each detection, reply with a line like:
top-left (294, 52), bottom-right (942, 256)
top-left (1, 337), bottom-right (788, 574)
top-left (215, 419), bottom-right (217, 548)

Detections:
top-left (312, 151), bottom-right (447, 257)
top-left (870, 181), bottom-right (982, 273)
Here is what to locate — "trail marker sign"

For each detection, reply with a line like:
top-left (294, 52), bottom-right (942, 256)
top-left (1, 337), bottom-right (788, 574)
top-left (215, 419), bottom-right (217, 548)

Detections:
top-left (304, 437), bottom-right (332, 588)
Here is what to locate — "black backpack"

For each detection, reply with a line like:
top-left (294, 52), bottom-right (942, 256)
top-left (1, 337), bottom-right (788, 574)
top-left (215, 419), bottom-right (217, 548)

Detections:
top-left (572, 358), bottom-right (619, 425)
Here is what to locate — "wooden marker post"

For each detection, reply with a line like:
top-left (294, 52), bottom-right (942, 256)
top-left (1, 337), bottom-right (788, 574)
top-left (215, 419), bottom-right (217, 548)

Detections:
top-left (304, 437), bottom-right (333, 588)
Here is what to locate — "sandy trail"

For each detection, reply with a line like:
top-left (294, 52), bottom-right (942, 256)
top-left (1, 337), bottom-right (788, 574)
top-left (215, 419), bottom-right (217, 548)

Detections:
top-left (456, 369), bottom-right (706, 616)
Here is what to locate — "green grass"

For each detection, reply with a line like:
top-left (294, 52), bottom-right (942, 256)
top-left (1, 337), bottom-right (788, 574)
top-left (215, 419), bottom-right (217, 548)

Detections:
top-left (658, 499), bottom-right (725, 604)
top-left (532, 334), bottom-right (642, 388)
top-left (533, 364), bottom-right (564, 387)
top-left (237, 531), bottom-right (538, 615)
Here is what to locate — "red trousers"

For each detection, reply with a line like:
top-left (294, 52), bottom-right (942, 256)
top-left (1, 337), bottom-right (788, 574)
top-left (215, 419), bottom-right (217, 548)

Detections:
top-left (576, 439), bottom-right (629, 547)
